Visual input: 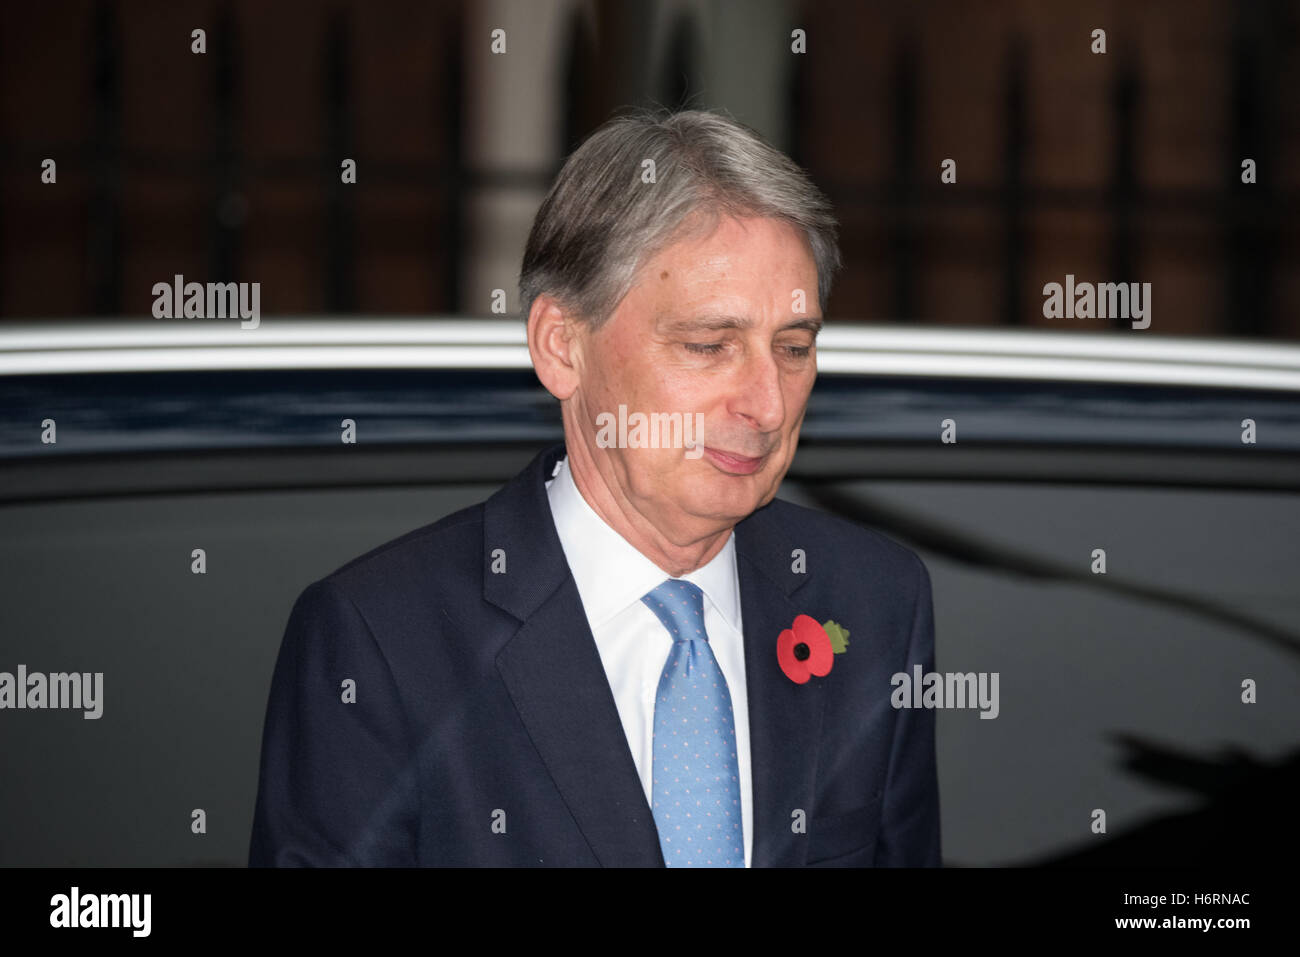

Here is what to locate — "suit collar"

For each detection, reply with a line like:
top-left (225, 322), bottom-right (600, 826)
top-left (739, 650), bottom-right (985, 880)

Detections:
top-left (482, 443), bottom-right (573, 623)
top-left (734, 511), bottom-right (827, 867)
top-left (485, 442), bottom-right (824, 866)
top-left (487, 443), bottom-right (663, 865)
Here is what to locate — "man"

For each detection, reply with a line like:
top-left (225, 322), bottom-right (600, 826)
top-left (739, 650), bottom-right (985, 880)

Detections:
top-left (249, 108), bottom-right (940, 867)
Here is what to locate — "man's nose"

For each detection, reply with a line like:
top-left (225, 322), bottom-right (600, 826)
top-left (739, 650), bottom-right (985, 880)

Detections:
top-left (731, 346), bottom-right (787, 433)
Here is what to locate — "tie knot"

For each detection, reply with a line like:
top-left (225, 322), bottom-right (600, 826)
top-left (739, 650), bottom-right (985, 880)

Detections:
top-left (641, 579), bottom-right (708, 643)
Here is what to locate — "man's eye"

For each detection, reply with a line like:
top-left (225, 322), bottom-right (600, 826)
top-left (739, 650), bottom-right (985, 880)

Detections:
top-left (685, 342), bottom-right (725, 355)
top-left (783, 345), bottom-right (812, 358)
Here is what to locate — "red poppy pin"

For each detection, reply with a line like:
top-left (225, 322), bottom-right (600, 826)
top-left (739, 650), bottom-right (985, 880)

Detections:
top-left (777, 615), bottom-right (851, 684)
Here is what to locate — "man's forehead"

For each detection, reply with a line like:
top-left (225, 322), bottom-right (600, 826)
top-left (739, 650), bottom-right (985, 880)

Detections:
top-left (655, 312), bottom-right (824, 334)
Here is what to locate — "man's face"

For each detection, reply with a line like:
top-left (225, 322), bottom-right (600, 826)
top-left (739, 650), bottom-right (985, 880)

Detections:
top-left (567, 212), bottom-right (822, 546)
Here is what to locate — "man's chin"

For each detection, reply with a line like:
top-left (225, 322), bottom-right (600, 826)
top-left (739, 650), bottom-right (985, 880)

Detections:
top-left (683, 477), bottom-right (777, 524)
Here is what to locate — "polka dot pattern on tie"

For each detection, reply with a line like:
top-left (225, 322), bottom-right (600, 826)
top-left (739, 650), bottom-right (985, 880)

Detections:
top-left (642, 578), bottom-right (744, 868)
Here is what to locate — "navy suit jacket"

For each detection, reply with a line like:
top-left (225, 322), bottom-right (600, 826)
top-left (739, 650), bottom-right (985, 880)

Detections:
top-left (249, 442), bottom-right (941, 866)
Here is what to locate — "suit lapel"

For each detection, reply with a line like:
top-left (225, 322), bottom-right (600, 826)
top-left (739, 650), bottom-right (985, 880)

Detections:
top-left (735, 503), bottom-right (826, 867)
top-left (486, 443), bottom-right (663, 866)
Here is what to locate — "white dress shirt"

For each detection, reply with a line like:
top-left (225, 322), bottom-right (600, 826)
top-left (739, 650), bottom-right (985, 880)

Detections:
top-left (545, 454), bottom-right (753, 867)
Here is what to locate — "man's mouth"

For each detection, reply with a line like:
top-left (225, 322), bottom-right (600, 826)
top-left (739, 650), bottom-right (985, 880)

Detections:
top-left (703, 446), bottom-right (766, 475)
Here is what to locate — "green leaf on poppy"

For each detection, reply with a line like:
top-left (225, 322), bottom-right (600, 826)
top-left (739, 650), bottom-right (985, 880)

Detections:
top-left (823, 620), bottom-right (850, 654)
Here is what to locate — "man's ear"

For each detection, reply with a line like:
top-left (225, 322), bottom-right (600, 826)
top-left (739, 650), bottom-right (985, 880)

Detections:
top-left (527, 293), bottom-right (584, 401)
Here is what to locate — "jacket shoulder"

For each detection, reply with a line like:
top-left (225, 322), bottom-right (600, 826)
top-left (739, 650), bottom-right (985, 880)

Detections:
top-left (757, 496), bottom-right (928, 584)
top-left (313, 501), bottom-right (486, 605)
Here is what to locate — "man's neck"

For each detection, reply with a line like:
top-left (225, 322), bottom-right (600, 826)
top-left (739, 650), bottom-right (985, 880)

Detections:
top-left (562, 441), bottom-right (733, 579)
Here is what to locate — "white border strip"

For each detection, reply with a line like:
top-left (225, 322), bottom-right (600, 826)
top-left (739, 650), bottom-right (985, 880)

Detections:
top-left (2, 319), bottom-right (1299, 390)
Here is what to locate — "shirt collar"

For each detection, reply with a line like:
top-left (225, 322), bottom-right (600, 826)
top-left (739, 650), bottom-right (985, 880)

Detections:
top-left (545, 454), bottom-right (741, 634)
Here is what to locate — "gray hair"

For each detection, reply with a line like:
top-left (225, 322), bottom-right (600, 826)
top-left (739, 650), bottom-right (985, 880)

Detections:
top-left (518, 107), bottom-right (842, 328)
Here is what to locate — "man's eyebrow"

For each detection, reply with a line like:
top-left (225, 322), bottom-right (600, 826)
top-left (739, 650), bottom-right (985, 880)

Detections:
top-left (660, 314), bottom-right (824, 335)
top-left (783, 316), bottom-right (824, 335)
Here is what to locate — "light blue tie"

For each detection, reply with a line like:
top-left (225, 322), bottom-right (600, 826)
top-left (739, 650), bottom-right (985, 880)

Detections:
top-left (641, 579), bottom-right (744, 867)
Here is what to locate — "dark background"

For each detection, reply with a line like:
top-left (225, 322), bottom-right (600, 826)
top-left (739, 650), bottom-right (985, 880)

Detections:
top-left (1, 0), bottom-right (1298, 334)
